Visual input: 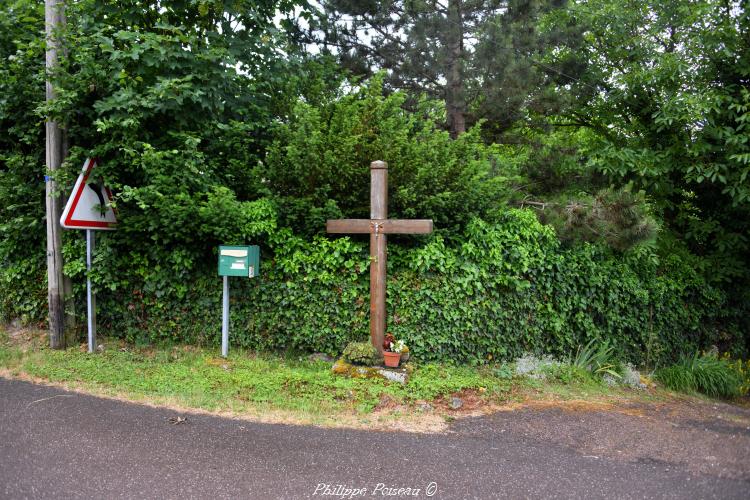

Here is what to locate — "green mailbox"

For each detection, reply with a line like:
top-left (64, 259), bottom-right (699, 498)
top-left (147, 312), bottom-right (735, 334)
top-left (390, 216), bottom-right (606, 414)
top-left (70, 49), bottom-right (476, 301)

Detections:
top-left (218, 245), bottom-right (260, 278)
top-left (218, 245), bottom-right (260, 358)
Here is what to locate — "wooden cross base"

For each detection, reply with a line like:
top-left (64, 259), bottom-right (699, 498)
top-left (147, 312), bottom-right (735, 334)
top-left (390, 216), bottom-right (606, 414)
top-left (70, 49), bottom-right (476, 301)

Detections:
top-left (326, 161), bottom-right (433, 353)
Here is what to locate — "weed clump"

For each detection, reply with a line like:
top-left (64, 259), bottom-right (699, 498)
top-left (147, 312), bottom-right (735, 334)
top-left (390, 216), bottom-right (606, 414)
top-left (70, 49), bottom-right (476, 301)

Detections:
top-left (620, 363), bottom-right (646, 389)
top-left (514, 354), bottom-right (562, 380)
top-left (571, 339), bottom-right (621, 379)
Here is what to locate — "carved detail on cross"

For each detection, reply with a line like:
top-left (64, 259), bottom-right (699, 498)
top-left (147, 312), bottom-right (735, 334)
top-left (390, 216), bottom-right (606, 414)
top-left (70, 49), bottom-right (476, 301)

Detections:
top-left (326, 161), bottom-right (434, 353)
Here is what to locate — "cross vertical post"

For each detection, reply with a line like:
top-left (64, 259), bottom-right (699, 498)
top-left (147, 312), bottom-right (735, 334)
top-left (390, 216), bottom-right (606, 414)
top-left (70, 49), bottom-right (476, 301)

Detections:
top-left (369, 161), bottom-right (388, 352)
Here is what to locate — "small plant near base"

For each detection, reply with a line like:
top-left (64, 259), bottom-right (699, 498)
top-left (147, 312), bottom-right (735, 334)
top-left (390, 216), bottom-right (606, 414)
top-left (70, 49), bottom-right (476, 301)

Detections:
top-left (492, 363), bottom-right (514, 380)
top-left (619, 363), bottom-right (647, 389)
top-left (513, 348), bottom-right (636, 388)
top-left (342, 341), bottom-right (380, 366)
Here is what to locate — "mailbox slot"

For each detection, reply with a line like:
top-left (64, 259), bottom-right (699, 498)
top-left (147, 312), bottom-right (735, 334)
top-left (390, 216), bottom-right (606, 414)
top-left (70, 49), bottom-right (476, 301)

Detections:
top-left (218, 245), bottom-right (260, 278)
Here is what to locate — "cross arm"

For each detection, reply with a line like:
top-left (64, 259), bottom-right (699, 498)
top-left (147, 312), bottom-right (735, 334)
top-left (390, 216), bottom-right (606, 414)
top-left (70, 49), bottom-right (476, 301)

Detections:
top-left (326, 219), bottom-right (433, 234)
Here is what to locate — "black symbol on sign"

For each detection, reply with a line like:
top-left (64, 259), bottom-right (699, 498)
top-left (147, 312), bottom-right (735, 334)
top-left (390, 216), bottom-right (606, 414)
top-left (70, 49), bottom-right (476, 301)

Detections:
top-left (87, 180), bottom-right (107, 218)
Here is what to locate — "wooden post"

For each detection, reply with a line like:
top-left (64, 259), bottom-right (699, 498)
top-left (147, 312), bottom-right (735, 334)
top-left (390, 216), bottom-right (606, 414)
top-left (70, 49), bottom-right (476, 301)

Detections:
top-left (369, 161), bottom-right (388, 352)
top-left (45, 0), bottom-right (66, 349)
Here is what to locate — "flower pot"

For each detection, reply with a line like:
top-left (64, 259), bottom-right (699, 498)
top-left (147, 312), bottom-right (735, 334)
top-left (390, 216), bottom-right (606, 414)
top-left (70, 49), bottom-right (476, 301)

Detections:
top-left (383, 351), bottom-right (401, 368)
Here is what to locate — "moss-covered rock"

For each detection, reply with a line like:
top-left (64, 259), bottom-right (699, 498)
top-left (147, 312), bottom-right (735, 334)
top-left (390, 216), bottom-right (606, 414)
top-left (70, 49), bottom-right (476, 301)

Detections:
top-left (332, 358), bottom-right (412, 384)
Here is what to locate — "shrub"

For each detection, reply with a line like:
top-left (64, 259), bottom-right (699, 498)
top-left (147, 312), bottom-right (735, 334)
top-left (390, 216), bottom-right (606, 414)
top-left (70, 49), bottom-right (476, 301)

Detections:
top-left (656, 364), bottom-right (694, 394)
top-left (537, 188), bottom-right (659, 252)
top-left (263, 76), bottom-right (518, 238)
top-left (342, 342), bottom-right (381, 366)
top-left (655, 353), bottom-right (744, 399)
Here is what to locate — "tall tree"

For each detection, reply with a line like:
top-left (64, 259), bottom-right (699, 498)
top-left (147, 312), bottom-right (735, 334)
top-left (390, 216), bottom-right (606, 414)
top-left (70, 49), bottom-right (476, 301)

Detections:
top-left (307, 0), bottom-right (573, 138)
top-left (1, 0), bottom-right (304, 327)
top-left (542, 0), bottom-right (750, 284)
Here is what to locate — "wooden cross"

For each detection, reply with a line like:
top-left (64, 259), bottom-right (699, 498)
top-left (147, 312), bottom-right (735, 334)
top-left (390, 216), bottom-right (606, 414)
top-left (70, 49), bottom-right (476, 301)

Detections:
top-left (327, 161), bottom-right (433, 353)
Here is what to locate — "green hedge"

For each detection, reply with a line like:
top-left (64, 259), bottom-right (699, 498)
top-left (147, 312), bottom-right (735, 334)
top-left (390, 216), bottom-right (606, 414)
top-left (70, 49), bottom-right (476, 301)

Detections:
top-left (1, 0), bottom-right (746, 366)
top-left (5, 209), bottom-right (743, 366)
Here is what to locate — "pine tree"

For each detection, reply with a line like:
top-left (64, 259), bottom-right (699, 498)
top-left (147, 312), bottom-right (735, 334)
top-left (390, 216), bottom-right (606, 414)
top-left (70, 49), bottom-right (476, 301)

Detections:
top-left (306, 0), bottom-right (579, 138)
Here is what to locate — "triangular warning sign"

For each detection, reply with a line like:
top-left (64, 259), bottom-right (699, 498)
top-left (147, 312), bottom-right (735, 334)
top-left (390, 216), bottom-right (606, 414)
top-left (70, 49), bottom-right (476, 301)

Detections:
top-left (60, 158), bottom-right (118, 230)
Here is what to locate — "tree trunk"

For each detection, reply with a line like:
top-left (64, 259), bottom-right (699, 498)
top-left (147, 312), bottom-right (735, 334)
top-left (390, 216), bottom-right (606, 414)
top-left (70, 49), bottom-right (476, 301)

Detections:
top-left (445, 0), bottom-right (466, 138)
top-left (45, 0), bottom-right (66, 349)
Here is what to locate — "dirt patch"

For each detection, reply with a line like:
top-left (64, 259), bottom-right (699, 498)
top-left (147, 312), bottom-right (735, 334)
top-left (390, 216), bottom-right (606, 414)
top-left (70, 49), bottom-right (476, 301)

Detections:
top-left (453, 395), bottom-right (750, 481)
top-left (432, 389), bottom-right (490, 415)
top-left (374, 393), bottom-right (403, 412)
top-left (1, 326), bottom-right (47, 352)
top-left (492, 397), bottom-right (652, 418)
top-left (205, 357), bottom-right (232, 369)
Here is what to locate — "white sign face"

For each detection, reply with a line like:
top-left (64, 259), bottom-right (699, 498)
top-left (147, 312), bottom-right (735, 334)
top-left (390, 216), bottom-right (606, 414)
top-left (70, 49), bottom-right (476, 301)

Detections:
top-left (60, 158), bottom-right (117, 230)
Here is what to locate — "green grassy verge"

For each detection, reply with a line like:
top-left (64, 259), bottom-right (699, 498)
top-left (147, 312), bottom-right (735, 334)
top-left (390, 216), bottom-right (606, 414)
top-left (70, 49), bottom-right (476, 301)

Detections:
top-left (0, 329), bottom-right (669, 428)
top-left (0, 331), bottom-right (518, 424)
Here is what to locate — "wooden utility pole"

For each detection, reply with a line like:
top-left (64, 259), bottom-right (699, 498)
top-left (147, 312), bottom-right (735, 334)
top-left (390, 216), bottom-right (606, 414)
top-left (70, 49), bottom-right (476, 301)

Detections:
top-left (45, 0), bottom-right (66, 349)
top-left (326, 161), bottom-right (433, 352)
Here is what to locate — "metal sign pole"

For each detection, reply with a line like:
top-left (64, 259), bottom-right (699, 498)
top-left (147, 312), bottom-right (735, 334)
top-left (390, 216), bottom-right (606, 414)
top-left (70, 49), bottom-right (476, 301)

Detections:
top-left (86, 229), bottom-right (96, 353)
top-left (221, 275), bottom-right (229, 357)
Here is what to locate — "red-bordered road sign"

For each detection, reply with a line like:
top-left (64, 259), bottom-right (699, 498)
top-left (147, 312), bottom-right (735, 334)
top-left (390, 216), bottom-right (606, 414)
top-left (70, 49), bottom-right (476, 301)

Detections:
top-left (60, 158), bottom-right (118, 230)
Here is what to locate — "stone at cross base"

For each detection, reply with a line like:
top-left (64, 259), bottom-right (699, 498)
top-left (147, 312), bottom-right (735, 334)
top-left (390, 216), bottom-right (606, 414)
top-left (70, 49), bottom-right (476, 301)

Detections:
top-left (326, 160), bottom-right (433, 353)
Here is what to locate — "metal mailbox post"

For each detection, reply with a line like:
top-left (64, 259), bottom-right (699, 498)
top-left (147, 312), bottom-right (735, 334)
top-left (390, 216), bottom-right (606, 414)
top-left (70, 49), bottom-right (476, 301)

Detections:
top-left (218, 245), bottom-right (260, 357)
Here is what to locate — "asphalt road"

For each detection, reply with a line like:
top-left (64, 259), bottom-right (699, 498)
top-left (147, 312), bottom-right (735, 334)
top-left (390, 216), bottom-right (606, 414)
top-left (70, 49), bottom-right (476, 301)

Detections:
top-left (0, 378), bottom-right (747, 499)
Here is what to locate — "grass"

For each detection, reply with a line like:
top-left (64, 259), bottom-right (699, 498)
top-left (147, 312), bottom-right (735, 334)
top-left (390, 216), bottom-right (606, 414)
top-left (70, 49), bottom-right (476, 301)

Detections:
top-left (655, 353), bottom-right (745, 399)
top-left (0, 327), bottom-right (682, 429)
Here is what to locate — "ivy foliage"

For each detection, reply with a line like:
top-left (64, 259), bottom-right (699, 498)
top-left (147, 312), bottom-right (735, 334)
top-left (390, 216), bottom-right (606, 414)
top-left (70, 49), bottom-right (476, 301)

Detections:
top-left (57, 208), bottom-right (744, 366)
top-left (0, 0), bottom-right (48, 321)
